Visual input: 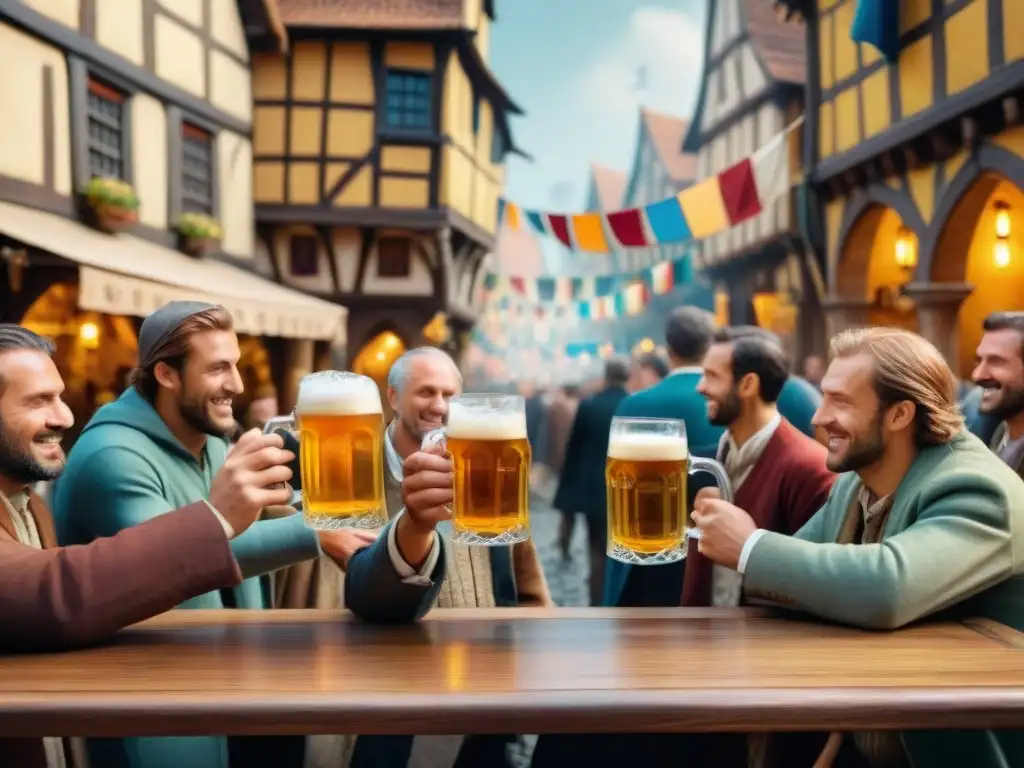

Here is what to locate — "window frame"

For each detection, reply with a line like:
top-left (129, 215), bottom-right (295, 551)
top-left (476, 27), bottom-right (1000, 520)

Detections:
top-left (166, 106), bottom-right (221, 229)
top-left (376, 237), bottom-right (412, 279)
top-left (381, 68), bottom-right (434, 134)
top-left (69, 57), bottom-right (135, 191)
top-left (288, 234), bottom-right (320, 278)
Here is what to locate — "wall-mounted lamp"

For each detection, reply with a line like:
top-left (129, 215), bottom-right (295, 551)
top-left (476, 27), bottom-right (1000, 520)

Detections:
top-left (995, 200), bottom-right (1011, 239)
top-left (78, 320), bottom-right (100, 350)
top-left (894, 227), bottom-right (917, 271)
top-left (994, 200), bottom-right (1012, 269)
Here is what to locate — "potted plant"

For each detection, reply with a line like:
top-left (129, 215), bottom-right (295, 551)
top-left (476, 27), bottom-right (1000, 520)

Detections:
top-left (84, 177), bottom-right (139, 233)
top-left (176, 212), bottom-right (223, 256)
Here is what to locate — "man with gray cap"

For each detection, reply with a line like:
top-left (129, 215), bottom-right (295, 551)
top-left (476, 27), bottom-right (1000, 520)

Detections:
top-left (53, 301), bottom-right (375, 768)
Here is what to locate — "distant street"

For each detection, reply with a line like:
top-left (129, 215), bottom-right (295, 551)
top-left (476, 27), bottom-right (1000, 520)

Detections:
top-left (529, 472), bottom-right (589, 607)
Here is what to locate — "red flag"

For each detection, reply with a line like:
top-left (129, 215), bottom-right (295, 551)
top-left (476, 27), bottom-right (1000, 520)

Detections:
top-left (718, 158), bottom-right (762, 224)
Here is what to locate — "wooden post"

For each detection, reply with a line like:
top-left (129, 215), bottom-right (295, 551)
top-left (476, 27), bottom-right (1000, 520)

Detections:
top-left (281, 338), bottom-right (315, 413)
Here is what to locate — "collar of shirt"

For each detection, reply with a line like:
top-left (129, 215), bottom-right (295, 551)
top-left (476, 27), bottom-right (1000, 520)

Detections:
top-left (857, 484), bottom-right (893, 524)
top-left (384, 420), bottom-right (404, 482)
top-left (722, 412), bottom-right (782, 460)
top-left (667, 366), bottom-right (703, 377)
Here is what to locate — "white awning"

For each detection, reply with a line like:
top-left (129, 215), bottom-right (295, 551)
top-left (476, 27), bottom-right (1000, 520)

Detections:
top-left (0, 201), bottom-right (346, 344)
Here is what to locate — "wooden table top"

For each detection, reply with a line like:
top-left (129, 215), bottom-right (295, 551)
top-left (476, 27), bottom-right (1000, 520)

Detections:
top-left (2, 608), bottom-right (1024, 737)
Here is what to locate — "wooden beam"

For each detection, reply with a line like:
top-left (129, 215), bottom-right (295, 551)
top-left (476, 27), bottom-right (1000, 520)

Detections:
top-left (1004, 95), bottom-right (1021, 127)
top-left (961, 116), bottom-right (980, 149)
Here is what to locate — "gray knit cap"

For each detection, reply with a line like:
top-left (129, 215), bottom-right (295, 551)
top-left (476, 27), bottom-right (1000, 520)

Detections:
top-left (137, 300), bottom-right (219, 365)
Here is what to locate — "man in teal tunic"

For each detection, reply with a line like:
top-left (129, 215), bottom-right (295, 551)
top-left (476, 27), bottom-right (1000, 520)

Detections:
top-left (52, 302), bottom-right (376, 768)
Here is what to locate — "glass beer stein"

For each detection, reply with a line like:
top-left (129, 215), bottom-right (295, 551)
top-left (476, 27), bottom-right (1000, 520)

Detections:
top-left (263, 370), bottom-right (387, 530)
top-left (605, 416), bottom-right (733, 565)
top-left (423, 393), bottom-right (531, 546)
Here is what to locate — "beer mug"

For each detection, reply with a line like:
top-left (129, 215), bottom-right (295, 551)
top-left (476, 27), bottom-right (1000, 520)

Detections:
top-left (605, 416), bottom-right (732, 565)
top-left (263, 371), bottom-right (387, 531)
top-left (422, 393), bottom-right (531, 546)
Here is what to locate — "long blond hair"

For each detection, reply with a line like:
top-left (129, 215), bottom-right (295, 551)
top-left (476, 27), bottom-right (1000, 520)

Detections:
top-left (829, 327), bottom-right (963, 446)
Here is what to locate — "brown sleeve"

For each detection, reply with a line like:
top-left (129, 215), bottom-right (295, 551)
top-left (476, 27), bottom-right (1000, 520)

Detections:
top-left (0, 503), bottom-right (242, 653)
top-left (512, 538), bottom-right (554, 607)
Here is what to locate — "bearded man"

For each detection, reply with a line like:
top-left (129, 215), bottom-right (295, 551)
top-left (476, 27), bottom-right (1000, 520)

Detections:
top-left (971, 311), bottom-right (1024, 475)
top-left (694, 327), bottom-right (1024, 767)
top-left (52, 302), bottom-right (374, 768)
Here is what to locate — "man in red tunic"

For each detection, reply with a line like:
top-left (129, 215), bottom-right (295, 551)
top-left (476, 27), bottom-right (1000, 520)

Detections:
top-left (686, 327), bottom-right (835, 607)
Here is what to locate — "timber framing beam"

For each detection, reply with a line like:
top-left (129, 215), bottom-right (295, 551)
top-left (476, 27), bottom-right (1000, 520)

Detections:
top-left (0, 0), bottom-right (251, 136)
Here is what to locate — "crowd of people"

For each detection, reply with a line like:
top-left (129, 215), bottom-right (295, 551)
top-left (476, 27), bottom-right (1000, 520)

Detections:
top-left (1, 299), bottom-right (1024, 767)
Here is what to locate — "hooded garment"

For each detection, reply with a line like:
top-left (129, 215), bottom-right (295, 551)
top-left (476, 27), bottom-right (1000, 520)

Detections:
top-left (52, 387), bottom-right (321, 768)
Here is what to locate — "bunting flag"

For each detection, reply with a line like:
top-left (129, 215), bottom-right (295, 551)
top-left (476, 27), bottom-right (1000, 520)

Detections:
top-left (486, 253), bottom-right (698, 322)
top-left (496, 118), bottom-right (803, 253)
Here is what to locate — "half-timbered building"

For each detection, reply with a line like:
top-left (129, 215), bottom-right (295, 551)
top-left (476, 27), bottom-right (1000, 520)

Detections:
top-left (250, 0), bottom-right (524, 389)
top-left (685, 0), bottom-right (824, 361)
top-left (774, 0), bottom-right (1024, 376)
top-left (0, 0), bottom-right (344, 439)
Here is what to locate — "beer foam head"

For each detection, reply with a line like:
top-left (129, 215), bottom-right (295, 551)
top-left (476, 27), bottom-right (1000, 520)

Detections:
top-left (296, 370), bottom-right (382, 416)
top-left (446, 399), bottom-right (527, 440)
top-left (607, 432), bottom-right (688, 461)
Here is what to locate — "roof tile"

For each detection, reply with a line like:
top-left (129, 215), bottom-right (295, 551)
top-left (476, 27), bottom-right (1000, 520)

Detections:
top-left (745, 0), bottom-right (806, 84)
top-left (641, 108), bottom-right (697, 183)
top-left (277, 0), bottom-right (465, 29)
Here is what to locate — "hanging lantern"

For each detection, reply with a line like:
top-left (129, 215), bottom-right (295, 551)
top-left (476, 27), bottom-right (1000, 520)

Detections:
top-left (894, 227), bottom-right (917, 271)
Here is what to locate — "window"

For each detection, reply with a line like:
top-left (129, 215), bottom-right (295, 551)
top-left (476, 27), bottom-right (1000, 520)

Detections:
top-left (182, 122), bottom-right (214, 215)
top-left (384, 70), bottom-right (432, 131)
top-left (377, 238), bottom-right (411, 278)
top-left (289, 235), bottom-right (319, 277)
top-left (86, 78), bottom-right (127, 179)
top-left (490, 128), bottom-right (506, 165)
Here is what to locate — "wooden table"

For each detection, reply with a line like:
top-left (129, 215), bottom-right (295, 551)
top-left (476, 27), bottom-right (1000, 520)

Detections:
top-left (2, 608), bottom-right (1024, 737)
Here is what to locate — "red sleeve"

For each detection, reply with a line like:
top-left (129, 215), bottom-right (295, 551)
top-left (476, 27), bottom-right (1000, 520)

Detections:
top-left (0, 503), bottom-right (242, 652)
top-left (783, 446), bottom-right (835, 534)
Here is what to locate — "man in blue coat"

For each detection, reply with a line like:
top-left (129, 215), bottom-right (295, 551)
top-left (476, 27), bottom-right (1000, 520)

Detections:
top-left (553, 357), bottom-right (630, 606)
top-left (604, 314), bottom-right (824, 607)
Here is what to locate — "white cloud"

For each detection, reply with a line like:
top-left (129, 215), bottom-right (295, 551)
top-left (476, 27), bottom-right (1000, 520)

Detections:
top-left (579, 6), bottom-right (705, 143)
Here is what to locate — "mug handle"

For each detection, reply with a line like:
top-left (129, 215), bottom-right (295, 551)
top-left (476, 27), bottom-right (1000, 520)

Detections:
top-left (421, 427), bottom-right (448, 452)
top-left (262, 414), bottom-right (297, 493)
top-left (687, 457), bottom-right (734, 540)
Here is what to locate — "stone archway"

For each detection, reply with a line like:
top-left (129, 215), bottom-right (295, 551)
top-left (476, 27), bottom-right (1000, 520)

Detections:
top-left (921, 159), bottom-right (1024, 374)
top-left (829, 195), bottom-right (921, 336)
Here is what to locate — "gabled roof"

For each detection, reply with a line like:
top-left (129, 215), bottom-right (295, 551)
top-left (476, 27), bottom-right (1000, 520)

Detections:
top-left (493, 223), bottom-right (543, 277)
top-left (745, 0), bottom-right (806, 84)
top-left (622, 107), bottom-right (698, 205)
top-left (277, 0), bottom-right (464, 29)
top-left (683, 0), bottom-right (806, 151)
top-left (641, 108), bottom-right (697, 183)
top-left (588, 163), bottom-right (627, 211)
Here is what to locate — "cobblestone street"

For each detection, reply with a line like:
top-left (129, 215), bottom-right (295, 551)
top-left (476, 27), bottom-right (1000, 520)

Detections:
top-left (529, 474), bottom-right (591, 607)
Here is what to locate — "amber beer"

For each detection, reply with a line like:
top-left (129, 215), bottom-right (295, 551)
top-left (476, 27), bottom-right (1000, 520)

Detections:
top-left (294, 371), bottom-right (386, 530)
top-left (441, 394), bottom-right (531, 545)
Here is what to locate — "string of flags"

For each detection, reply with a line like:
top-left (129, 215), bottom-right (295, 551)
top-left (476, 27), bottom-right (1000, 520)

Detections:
top-left (495, 117), bottom-right (803, 254)
top-left (483, 253), bottom-right (698, 321)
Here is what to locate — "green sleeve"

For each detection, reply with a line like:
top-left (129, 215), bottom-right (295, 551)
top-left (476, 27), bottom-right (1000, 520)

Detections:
top-left (744, 471), bottom-right (1015, 629)
top-left (63, 448), bottom-right (319, 578)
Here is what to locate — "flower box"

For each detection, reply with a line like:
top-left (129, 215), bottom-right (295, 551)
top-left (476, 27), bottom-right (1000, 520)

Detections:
top-left (176, 213), bottom-right (223, 257)
top-left (84, 177), bottom-right (140, 234)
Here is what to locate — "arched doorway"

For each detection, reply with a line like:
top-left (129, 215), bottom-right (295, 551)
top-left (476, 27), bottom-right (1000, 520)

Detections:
top-left (351, 329), bottom-right (408, 421)
top-left (836, 204), bottom-right (919, 330)
top-left (19, 283), bottom-right (138, 448)
top-left (927, 172), bottom-right (1024, 374)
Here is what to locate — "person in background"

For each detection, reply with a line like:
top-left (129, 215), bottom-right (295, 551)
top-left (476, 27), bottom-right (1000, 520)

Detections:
top-left (524, 381), bottom-right (549, 471)
top-left (801, 353), bottom-right (825, 389)
top-left (687, 328), bottom-right (833, 607)
top-left (0, 324), bottom-right (300, 768)
top-left (971, 311), bottom-right (1024, 470)
top-left (694, 327), bottom-right (1024, 766)
top-left (549, 384), bottom-right (581, 560)
top-left (52, 302), bottom-right (375, 768)
top-left (627, 350), bottom-right (669, 393)
top-left (553, 357), bottom-right (630, 606)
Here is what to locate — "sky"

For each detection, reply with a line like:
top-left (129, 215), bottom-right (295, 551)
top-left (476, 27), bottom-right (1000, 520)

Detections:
top-left (489, 0), bottom-right (709, 215)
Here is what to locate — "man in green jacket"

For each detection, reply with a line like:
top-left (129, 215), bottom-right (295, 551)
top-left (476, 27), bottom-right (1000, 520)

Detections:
top-left (694, 326), bottom-right (1024, 767)
top-left (52, 301), bottom-right (378, 768)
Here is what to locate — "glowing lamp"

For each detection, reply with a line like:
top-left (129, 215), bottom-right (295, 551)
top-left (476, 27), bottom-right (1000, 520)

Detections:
top-left (995, 240), bottom-right (1011, 269)
top-left (894, 227), bottom-right (917, 270)
top-left (995, 201), bottom-right (1011, 239)
top-left (637, 338), bottom-right (655, 353)
top-left (79, 321), bottom-right (99, 349)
